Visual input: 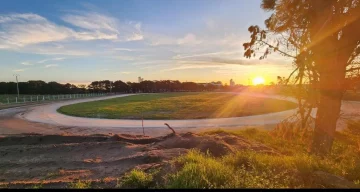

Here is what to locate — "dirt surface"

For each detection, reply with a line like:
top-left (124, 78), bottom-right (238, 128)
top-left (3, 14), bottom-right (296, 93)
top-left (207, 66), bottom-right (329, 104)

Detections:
top-left (0, 131), bottom-right (277, 189)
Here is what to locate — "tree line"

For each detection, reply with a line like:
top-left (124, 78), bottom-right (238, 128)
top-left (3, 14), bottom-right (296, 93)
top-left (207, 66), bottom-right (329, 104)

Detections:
top-left (0, 80), bottom-right (246, 95)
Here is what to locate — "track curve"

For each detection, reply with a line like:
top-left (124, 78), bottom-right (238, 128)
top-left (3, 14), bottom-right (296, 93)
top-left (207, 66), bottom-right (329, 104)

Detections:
top-left (20, 93), bottom-right (300, 129)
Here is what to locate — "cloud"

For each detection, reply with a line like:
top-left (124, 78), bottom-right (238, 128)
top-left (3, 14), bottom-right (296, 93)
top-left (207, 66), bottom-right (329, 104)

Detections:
top-left (0, 13), bottom-right (72, 47)
top-left (161, 64), bottom-right (222, 72)
top-left (177, 33), bottom-right (201, 45)
top-left (21, 61), bottom-right (33, 65)
top-left (62, 12), bottom-right (119, 34)
top-left (0, 12), bottom-right (144, 51)
top-left (38, 57), bottom-right (65, 64)
top-left (113, 48), bottom-right (133, 51)
top-left (114, 71), bottom-right (132, 74)
top-left (44, 64), bottom-right (58, 68)
top-left (62, 12), bottom-right (143, 42)
top-left (111, 55), bottom-right (136, 61)
top-left (147, 34), bottom-right (177, 46)
top-left (147, 33), bottom-right (201, 46)
top-left (173, 51), bottom-right (240, 60)
top-left (12, 68), bottom-right (27, 72)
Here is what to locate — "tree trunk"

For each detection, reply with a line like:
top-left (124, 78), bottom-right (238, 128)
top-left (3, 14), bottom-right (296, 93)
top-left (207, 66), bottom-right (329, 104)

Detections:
top-left (311, 52), bottom-right (346, 156)
top-left (311, 88), bottom-right (343, 155)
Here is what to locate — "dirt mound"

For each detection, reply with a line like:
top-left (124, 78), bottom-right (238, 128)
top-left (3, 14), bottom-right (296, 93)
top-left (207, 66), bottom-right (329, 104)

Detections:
top-left (150, 132), bottom-right (278, 157)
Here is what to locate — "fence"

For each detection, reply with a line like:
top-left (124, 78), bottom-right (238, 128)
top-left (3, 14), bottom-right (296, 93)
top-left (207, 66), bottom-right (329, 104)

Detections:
top-left (0, 93), bottom-right (106, 105)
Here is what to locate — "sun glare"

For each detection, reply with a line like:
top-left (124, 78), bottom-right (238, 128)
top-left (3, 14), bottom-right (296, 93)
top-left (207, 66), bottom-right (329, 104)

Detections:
top-left (252, 76), bottom-right (265, 85)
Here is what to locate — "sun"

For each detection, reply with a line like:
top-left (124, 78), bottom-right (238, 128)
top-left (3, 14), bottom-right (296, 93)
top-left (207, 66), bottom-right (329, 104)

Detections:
top-left (252, 76), bottom-right (265, 85)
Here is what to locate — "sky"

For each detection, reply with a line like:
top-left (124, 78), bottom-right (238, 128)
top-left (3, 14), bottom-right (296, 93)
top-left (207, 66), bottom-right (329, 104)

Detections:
top-left (0, 0), bottom-right (294, 85)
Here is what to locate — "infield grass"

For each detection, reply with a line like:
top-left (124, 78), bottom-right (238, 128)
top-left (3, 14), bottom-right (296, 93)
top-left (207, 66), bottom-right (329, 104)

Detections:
top-left (58, 92), bottom-right (297, 120)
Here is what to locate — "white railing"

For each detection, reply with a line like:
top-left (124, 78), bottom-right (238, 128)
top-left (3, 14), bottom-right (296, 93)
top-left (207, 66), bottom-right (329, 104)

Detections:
top-left (1, 93), bottom-right (106, 105)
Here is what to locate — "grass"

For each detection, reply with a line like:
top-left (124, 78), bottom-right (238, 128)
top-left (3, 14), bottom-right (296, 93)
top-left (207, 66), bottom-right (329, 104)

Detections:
top-left (30, 183), bottom-right (43, 189)
top-left (115, 125), bottom-right (360, 189)
top-left (162, 127), bottom-right (360, 188)
top-left (57, 92), bottom-right (297, 120)
top-left (67, 180), bottom-right (92, 189)
top-left (117, 169), bottom-right (155, 188)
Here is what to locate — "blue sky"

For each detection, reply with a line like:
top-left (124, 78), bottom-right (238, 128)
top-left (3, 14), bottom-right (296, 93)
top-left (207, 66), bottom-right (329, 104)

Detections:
top-left (0, 0), bottom-right (293, 85)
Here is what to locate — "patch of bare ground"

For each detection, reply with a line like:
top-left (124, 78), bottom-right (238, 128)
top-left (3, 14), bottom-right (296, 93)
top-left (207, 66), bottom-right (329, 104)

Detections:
top-left (0, 130), bottom-right (277, 188)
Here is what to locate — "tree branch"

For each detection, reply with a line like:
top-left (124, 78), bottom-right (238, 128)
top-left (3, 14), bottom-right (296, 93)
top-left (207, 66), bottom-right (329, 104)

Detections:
top-left (346, 67), bottom-right (360, 72)
top-left (257, 40), bottom-right (297, 59)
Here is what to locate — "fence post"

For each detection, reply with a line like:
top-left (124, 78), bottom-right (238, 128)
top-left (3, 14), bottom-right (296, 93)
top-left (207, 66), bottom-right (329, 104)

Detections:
top-left (7, 98), bottom-right (9, 104)
top-left (37, 96), bottom-right (38, 102)
top-left (16, 97), bottom-right (17, 103)
top-left (30, 96), bottom-right (32, 102)
top-left (43, 96), bottom-right (45, 101)
top-left (23, 97), bottom-right (25, 103)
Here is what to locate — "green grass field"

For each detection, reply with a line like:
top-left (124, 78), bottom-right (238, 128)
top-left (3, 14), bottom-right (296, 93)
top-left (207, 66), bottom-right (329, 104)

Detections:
top-left (58, 93), bottom-right (298, 120)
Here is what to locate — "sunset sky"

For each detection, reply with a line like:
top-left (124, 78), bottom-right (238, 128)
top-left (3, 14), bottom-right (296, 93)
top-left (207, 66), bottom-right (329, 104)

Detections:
top-left (0, 0), bottom-right (294, 85)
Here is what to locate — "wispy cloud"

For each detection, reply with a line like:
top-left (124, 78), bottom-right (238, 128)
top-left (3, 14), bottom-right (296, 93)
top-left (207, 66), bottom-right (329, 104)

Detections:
top-left (38, 57), bottom-right (65, 63)
top-left (0, 12), bottom-right (144, 51)
top-left (173, 51), bottom-right (240, 60)
top-left (111, 55), bottom-right (136, 61)
top-left (21, 61), bottom-right (33, 65)
top-left (114, 71), bottom-right (132, 74)
top-left (177, 33), bottom-right (201, 45)
top-left (62, 12), bottom-right (143, 41)
top-left (148, 33), bottom-right (201, 46)
top-left (44, 64), bottom-right (58, 68)
top-left (13, 68), bottom-right (27, 72)
top-left (161, 64), bottom-right (222, 72)
top-left (113, 48), bottom-right (133, 51)
top-left (0, 13), bottom-right (72, 47)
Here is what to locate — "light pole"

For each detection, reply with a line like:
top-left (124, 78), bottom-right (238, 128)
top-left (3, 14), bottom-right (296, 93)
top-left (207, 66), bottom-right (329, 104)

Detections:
top-left (13, 74), bottom-right (20, 98)
top-left (110, 81), bottom-right (112, 93)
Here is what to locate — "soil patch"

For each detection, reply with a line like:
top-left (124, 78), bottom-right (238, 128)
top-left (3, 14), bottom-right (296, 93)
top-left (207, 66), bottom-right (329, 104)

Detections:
top-left (0, 131), bottom-right (277, 188)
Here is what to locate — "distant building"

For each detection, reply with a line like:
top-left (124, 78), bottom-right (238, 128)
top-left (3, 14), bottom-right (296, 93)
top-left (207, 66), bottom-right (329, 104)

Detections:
top-left (230, 79), bottom-right (235, 87)
top-left (138, 76), bottom-right (144, 83)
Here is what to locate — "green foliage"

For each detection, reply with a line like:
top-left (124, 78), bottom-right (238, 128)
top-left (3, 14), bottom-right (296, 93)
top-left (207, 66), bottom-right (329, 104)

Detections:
top-left (117, 169), bottom-right (154, 189)
top-left (67, 180), bottom-right (92, 189)
top-left (166, 150), bottom-right (296, 188)
top-left (165, 127), bottom-right (360, 188)
top-left (57, 93), bottom-right (297, 120)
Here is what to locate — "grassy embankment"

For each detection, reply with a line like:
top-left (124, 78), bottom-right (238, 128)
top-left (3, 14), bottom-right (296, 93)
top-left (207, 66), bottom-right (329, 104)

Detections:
top-left (120, 123), bottom-right (360, 189)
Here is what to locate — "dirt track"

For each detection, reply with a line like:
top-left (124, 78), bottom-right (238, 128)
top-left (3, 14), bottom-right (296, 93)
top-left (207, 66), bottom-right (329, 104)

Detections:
top-left (0, 131), bottom-right (276, 188)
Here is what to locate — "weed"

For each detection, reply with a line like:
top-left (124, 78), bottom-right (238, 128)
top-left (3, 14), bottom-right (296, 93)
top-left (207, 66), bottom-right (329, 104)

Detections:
top-left (68, 180), bottom-right (92, 189)
top-left (117, 169), bottom-right (154, 188)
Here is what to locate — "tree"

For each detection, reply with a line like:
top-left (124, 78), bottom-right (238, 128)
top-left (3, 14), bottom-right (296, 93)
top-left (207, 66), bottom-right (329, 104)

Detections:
top-left (243, 0), bottom-right (360, 155)
top-left (113, 80), bottom-right (129, 93)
